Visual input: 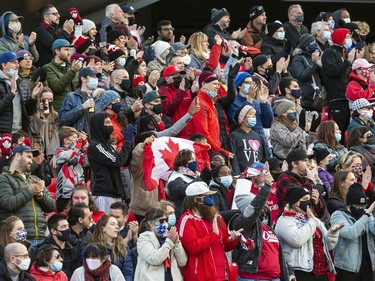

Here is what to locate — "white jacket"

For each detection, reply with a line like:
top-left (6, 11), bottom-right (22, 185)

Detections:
top-left (70, 265), bottom-right (125, 281)
top-left (275, 207), bottom-right (338, 273)
top-left (134, 230), bottom-right (187, 281)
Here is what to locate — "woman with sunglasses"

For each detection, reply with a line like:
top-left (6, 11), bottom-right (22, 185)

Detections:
top-left (348, 126), bottom-right (375, 171)
top-left (90, 215), bottom-right (133, 281)
top-left (29, 244), bottom-right (68, 281)
top-left (135, 208), bottom-right (187, 281)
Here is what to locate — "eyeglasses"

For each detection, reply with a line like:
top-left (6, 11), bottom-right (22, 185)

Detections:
top-left (54, 254), bottom-right (61, 259)
top-left (14, 254), bottom-right (29, 259)
top-left (161, 27), bottom-right (174, 32)
top-left (47, 12), bottom-right (60, 17)
top-left (153, 218), bottom-right (166, 224)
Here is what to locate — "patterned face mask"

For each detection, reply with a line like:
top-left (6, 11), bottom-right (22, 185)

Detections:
top-left (361, 68), bottom-right (371, 78)
top-left (351, 165), bottom-right (363, 178)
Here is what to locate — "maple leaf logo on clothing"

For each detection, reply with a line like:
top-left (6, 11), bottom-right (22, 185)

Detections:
top-left (158, 138), bottom-right (180, 172)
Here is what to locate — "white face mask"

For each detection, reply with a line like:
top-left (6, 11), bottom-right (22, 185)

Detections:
top-left (86, 258), bottom-right (102, 271)
top-left (16, 257), bottom-right (31, 271)
top-left (181, 55), bottom-right (191, 65)
top-left (274, 31), bottom-right (285, 41)
top-left (343, 18), bottom-right (351, 24)
top-left (344, 38), bottom-right (352, 49)
top-left (9, 22), bottom-right (21, 33)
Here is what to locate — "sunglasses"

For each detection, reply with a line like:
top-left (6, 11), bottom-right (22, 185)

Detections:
top-left (154, 218), bottom-right (166, 224)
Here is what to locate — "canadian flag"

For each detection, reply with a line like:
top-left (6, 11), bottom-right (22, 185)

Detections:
top-left (143, 137), bottom-right (210, 191)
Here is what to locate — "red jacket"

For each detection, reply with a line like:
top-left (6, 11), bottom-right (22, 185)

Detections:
top-left (159, 83), bottom-right (192, 138)
top-left (346, 71), bottom-right (375, 102)
top-left (29, 264), bottom-right (68, 281)
top-left (109, 114), bottom-right (125, 152)
top-left (178, 209), bottom-right (238, 281)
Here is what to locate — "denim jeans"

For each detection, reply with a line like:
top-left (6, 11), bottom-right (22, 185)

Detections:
top-left (28, 239), bottom-right (44, 255)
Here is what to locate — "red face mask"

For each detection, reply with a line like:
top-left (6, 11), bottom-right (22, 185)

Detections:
top-left (154, 122), bottom-right (165, 131)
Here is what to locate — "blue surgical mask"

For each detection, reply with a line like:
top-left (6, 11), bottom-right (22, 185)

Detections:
top-left (344, 38), bottom-right (352, 49)
top-left (343, 18), bottom-right (351, 24)
top-left (322, 31), bottom-right (331, 41)
top-left (86, 77), bottom-right (98, 90)
top-left (188, 160), bottom-right (198, 172)
top-left (7, 68), bottom-right (17, 78)
top-left (290, 89), bottom-right (302, 99)
top-left (207, 90), bottom-right (217, 100)
top-left (117, 57), bottom-right (126, 67)
top-left (220, 175), bottom-right (233, 188)
top-left (203, 195), bottom-right (215, 206)
top-left (275, 32), bottom-right (285, 41)
top-left (335, 133), bottom-right (342, 142)
top-left (154, 222), bottom-right (168, 236)
top-left (243, 84), bottom-right (250, 95)
top-left (50, 261), bottom-right (63, 272)
top-left (247, 117), bottom-right (257, 128)
top-left (287, 112), bottom-right (297, 121)
top-left (168, 214), bottom-right (176, 226)
top-left (307, 43), bottom-right (319, 53)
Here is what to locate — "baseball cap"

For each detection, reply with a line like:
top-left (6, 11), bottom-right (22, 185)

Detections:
top-left (286, 148), bottom-right (314, 165)
top-left (78, 67), bottom-right (100, 80)
top-left (52, 39), bottom-right (74, 51)
top-left (163, 65), bottom-right (186, 79)
top-left (142, 90), bottom-right (165, 104)
top-left (185, 181), bottom-right (217, 196)
top-left (16, 50), bottom-right (33, 61)
top-left (352, 58), bottom-right (374, 70)
top-left (121, 5), bottom-right (138, 14)
top-left (10, 145), bottom-right (39, 158)
top-left (351, 98), bottom-right (375, 111)
top-left (172, 42), bottom-right (191, 52)
top-left (9, 13), bottom-right (24, 21)
top-left (243, 162), bottom-right (267, 177)
top-left (0, 51), bottom-right (20, 64)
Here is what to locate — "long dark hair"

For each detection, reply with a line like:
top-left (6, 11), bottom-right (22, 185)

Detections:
top-left (348, 126), bottom-right (371, 148)
top-left (139, 208), bottom-right (165, 234)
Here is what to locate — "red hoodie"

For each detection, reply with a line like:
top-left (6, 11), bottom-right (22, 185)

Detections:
top-left (178, 209), bottom-right (238, 281)
top-left (346, 71), bottom-right (375, 102)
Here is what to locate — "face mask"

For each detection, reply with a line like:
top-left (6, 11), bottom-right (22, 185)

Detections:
top-left (154, 222), bottom-right (168, 236)
top-left (173, 76), bottom-right (183, 87)
top-left (262, 219), bottom-right (269, 225)
top-left (111, 102), bottom-right (122, 114)
top-left (343, 18), bottom-right (351, 24)
top-left (7, 68), bottom-right (18, 78)
top-left (9, 22), bottom-right (21, 33)
top-left (350, 206), bottom-right (364, 219)
top-left (48, 101), bottom-right (54, 109)
top-left (207, 90), bottom-right (217, 100)
top-left (265, 68), bottom-right (274, 76)
top-left (351, 165), bottom-right (363, 178)
top-left (104, 126), bottom-right (114, 139)
top-left (290, 89), bottom-right (302, 99)
top-left (307, 43), bottom-right (319, 53)
top-left (335, 133), bottom-right (342, 142)
top-left (86, 258), bottom-right (102, 271)
top-left (344, 38), bottom-right (352, 49)
top-left (272, 172), bottom-right (282, 181)
top-left (203, 195), bottom-right (215, 206)
top-left (298, 200), bottom-right (311, 212)
top-left (360, 35), bottom-right (367, 42)
top-left (86, 77), bottom-right (98, 90)
top-left (154, 122), bottom-right (165, 131)
top-left (119, 79), bottom-right (130, 91)
top-left (366, 138), bottom-right (374, 145)
top-left (295, 15), bottom-right (304, 23)
top-left (361, 68), bottom-right (371, 78)
top-left (182, 55), bottom-right (191, 65)
top-left (14, 229), bottom-right (27, 242)
top-left (287, 112), bottom-right (297, 121)
top-left (152, 104), bottom-right (163, 114)
top-left (242, 84), bottom-right (250, 95)
top-left (50, 261), bottom-right (63, 272)
top-left (128, 17), bottom-right (136, 26)
top-left (322, 31), bottom-right (331, 41)
top-left (220, 175), bottom-right (233, 188)
top-left (168, 214), bottom-right (176, 226)
top-left (16, 257), bottom-right (31, 271)
top-left (247, 117), bottom-right (256, 128)
top-left (274, 32), bottom-right (285, 41)
top-left (117, 57), bottom-right (126, 67)
top-left (187, 160), bottom-right (198, 172)
top-left (87, 48), bottom-right (96, 56)
top-left (56, 228), bottom-right (71, 242)
top-left (327, 20), bottom-right (335, 30)
top-left (361, 110), bottom-right (373, 120)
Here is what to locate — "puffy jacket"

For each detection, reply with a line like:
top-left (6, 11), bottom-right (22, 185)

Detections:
top-left (178, 210), bottom-right (238, 281)
top-left (0, 169), bottom-right (55, 239)
top-left (0, 71), bottom-right (37, 134)
top-left (260, 35), bottom-right (289, 67)
top-left (241, 20), bottom-right (264, 49)
top-left (330, 210), bottom-right (375, 272)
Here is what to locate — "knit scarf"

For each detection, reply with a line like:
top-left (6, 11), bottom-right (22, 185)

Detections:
top-left (40, 21), bottom-right (61, 37)
top-left (177, 166), bottom-right (197, 178)
top-left (83, 258), bottom-right (111, 281)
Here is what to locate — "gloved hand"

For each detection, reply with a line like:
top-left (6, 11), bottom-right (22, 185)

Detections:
top-left (228, 63), bottom-right (240, 79)
top-left (31, 66), bottom-right (47, 83)
top-left (122, 124), bottom-right (135, 145)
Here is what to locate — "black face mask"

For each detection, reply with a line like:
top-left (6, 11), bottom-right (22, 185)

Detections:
top-left (265, 68), bottom-right (275, 76)
top-left (119, 79), bottom-right (130, 91)
top-left (298, 200), bottom-right (311, 213)
top-left (87, 48), bottom-right (96, 56)
top-left (128, 17), bottom-right (136, 26)
top-left (365, 138), bottom-right (374, 145)
top-left (350, 206), bottom-right (365, 219)
top-left (56, 229), bottom-right (71, 242)
top-left (173, 76), bottom-right (183, 87)
top-left (152, 104), bottom-right (163, 114)
top-left (104, 126), bottom-right (114, 139)
top-left (48, 101), bottom-right (54, 108)
top-left (272, 172), bottom-right (282, 181)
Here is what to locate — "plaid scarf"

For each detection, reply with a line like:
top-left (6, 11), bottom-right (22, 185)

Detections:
top-left (83, 258), bottom-right (111, 281)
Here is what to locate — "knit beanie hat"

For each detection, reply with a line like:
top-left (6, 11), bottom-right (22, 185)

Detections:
top-left (346, 183), bottom-right (367, 206)
top-left (97, 90), bottom-right (121, 111)
top-left (0, 133), bottom-right (12, 159)
top-left (273, 99), bottom-right (295, 117)
top-left (107, 44), bottom-right (125, 62)
top-left (113, 24), bottom-right (129, 37)
top-left (235, 193), bottom-right (256, 217)
top-left (267, 21), bottom-right (283, 36)
top-left (286, 186), bottom-right (310, 206)
top-left (198, 71), bottom-right (218, 87)
top-left (211, 8), bottom-right (230, 23)
top-left (249, 5), bottom-right (265, 21)
top-left (331, 28), bottom-right (350, 45)
top-left (107, 29), bottom-right (126, 44)
top-left (253, 54), bottom-right (268, 70)
top-left (133, 74), bottom-right (145, 87)
top-left (151, 40), bottom-right (171, 57)
top-left (73, 36), bottom-right (94, 54)
top-left (298, 33), bottom-right (315, 50)
top-left (236, 105), bottom-right (255, 125)
top-left (313, 147), bottom-right (330, 164)
top-left (83, 55), bottom-right (101, 65)
top-left (82, 19), bottom-right (96, 34)
top-left (235, 72), bottom-right (251, 89)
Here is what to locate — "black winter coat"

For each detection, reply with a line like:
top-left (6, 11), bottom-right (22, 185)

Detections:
top-left (260, 35), bottom-right (290, 66)
top-left (282, 22), bottom-right (309, 50)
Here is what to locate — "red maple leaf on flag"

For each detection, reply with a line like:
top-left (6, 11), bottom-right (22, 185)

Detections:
top-left (158, 138), bottom-right (180, 172)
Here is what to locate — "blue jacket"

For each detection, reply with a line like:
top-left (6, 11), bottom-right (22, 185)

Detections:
top-left (227, 94), bottom-right (273, 138)
top-left (330, 210), bottom-right (375, 272)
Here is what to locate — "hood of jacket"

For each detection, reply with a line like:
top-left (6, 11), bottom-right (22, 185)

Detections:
top-left (90, 112), bottom-right (111, 144)
top-left (0, 11), bottom-right (16, 40)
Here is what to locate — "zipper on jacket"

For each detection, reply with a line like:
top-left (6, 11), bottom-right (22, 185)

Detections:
top-left (31, 198), bottom-right (39, 239)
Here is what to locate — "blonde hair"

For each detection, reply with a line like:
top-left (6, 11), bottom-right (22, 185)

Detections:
top-left (188, 32), bottom-right (208, 61)
top-left (353, 21), bottom-right (370, 36)
top-left (336, 151), bottom-right (363, 171)
top-left (364, 42), bottom-right (375, 62)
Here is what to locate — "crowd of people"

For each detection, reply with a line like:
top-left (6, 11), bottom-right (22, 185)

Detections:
top-left (1, 2), bottom-right (375, 281)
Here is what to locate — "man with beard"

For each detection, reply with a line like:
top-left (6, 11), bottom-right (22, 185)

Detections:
top-left (34, 4), bottom-right (74, 67)
top-left (276, 148), bottom-right (329, 221)
top-left (0, 145), bottom-right (55, 253)
top-left (178, 181), bottom-right (242, 281)
top-left (45, 39), bottom-right (81, 111)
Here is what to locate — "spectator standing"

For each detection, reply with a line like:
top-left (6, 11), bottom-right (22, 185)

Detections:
top-left (242, 5), bottom-right (267, 49)
top-left (282, 4), bottom-right (309, 50)
top-left (99, 4), bottom-right (126, 43)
